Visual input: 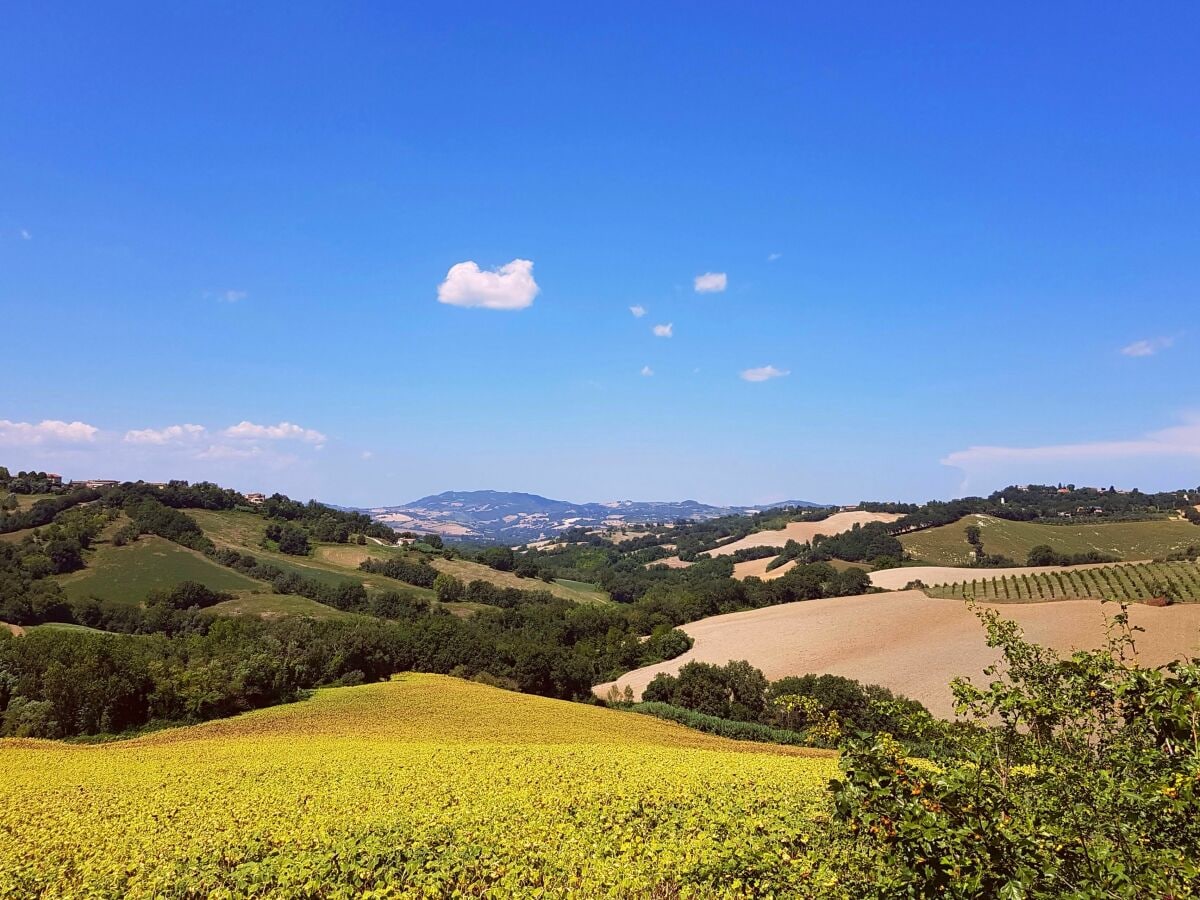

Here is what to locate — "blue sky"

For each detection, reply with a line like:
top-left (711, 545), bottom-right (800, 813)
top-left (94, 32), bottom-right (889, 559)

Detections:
top-left (2, 2), bottom-right (1198, 506)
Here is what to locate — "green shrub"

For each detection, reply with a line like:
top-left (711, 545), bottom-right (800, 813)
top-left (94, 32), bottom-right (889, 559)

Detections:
top-left (629, 702), bottom-right (811, 746)
top-left (831, 604), bottom-right (1200, 898)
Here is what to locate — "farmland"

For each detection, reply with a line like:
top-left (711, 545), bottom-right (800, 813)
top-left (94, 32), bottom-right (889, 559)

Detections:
top-left (900, 513), bottom-right (1200, 565)
top-left (709, 511), bottom-right (902, 557)
top-left (0, 674), bottom-right (841, 899)
top-left (924, 559), bottom-right (1200, 603)
top-left (597, 590), bottom-right (1200, 718)
top-left (56, 535), bottom-right (264, 603)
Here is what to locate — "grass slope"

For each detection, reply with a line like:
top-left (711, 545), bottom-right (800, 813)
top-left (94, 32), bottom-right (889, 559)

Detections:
top-left (56, 536), bottom-right (264, 604)
top-left (901, 513), bottom-right (1200, 565)
top-left (208, 593), bottom-right (361, 620)
top-left (430, 558), bottom-right (611, 604)
top-left (924, 559), bottom-right (1200, 603)
top-left (0, 674), bottom-right (838, 898)
top-left (191, 509), bottom-right (437, 598)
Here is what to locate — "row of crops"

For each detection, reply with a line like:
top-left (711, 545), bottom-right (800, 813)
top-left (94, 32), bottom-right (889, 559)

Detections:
top-left (925, 560), bottom-right (1200, 603)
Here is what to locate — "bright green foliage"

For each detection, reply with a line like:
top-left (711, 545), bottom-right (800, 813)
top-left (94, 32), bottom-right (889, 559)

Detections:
top-left (832, 605), bottom-right (1200, 898)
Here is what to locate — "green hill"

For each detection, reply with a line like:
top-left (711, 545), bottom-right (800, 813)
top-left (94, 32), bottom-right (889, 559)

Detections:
top-left (901, 514), bottom-right (1199, 566)
top-left (0, 675), bottom-right (837, 898)
top-left (57, 535), bottom-right (265, 604)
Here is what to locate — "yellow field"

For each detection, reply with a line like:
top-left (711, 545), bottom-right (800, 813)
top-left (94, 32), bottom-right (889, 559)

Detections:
top-left (0, 675), bottom-right (840, 899)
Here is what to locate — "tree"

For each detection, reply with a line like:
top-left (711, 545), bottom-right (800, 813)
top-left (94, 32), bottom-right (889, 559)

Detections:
top-left (832, 606), bottom-right (1200, 897)
top-left (433, 573), bottom-right (464, 602)
top-left (1026, 544), bottom-right (1057, 566)
top-left (964, 524), bottom-right (982, 549)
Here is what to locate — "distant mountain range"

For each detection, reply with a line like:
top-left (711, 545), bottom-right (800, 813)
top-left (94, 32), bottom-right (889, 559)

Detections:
top-left (354, 490), bottom-right (826, 543)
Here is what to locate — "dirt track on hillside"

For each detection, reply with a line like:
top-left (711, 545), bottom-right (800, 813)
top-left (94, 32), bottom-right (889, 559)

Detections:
top-left (594, 591), bottom-right (1200, 718)
top-left (710, 511), bottom-right (902, 558)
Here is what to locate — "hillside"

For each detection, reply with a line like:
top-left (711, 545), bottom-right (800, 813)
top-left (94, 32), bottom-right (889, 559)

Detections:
top-left (900, 513), bottom-right (1199, 565)
top-left (709, 511), bottom-right (903, 558)
top-left (922, 559), bottom-right (1200, 604)
top-left (58, 535), bottom-right (265, 603)
top-left (0, 674), bottom-right (839, 898)
top-left (596, 590), bottom-right (1200, 718)
top-left (362, 489), bottom-right (824, 542)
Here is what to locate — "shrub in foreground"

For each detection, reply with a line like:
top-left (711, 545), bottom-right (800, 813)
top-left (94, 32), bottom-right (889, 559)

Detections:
top-left (831, 605), bottom-right (1200, 898)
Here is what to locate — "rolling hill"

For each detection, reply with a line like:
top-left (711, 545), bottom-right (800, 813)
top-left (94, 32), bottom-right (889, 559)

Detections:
top-left (596, 590), bottom-right (1200, 718)
top-left (361, 489), bottom-right (825, 542)
top-left (50, 504), bottom-right (612, 621)
top-left (900, 513), bottom-right (1199, 565)
top-left (0, 674), bottom-right (839, 898)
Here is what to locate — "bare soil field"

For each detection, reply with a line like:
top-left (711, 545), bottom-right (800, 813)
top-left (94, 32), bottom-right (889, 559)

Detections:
top-left (869, 561), bottom-right (1148, 591)
top-left (595, 590), bottom-right (1200, 718)
top-left (709, 511), bottom-right (903, 558)
top-left (731, 557), bottom-right (797, 580)
top-left (646, 556), bottom-right (692, 569)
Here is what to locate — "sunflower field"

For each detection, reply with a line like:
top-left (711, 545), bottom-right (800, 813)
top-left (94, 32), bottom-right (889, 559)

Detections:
top-left (0, 674), bottom-right (842, 899)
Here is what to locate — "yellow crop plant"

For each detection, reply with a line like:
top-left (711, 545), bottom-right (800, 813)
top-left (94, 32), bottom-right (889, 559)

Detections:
top-left (0, 674), bottom-right (841, 899)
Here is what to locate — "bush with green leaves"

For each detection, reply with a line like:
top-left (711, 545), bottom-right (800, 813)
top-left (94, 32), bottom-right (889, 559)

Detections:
top-left (831, 604), bottom-right (1200, 898)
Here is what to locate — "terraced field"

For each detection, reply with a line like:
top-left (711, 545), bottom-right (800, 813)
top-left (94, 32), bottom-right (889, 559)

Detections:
top-left (924, 560), bottom-right (1200, 603)
top-left (0, 674), bottom-right (840, 898)
top-left (900, 514), bottom-right (1200, 565)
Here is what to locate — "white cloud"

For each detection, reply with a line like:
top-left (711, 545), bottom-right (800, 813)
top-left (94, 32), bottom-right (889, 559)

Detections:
top-left (19, 229), bottom-right (31, 241)
top-left (640, 365), bottom-right (654, 377)
top-left (361, 450), bottom-right (374, 460)
top-left (694, 272), bottom-right (727, 293)
top-left (124, 424), bottom-right (206, 445)
top-left (942, 414), bottom-right (1200, 469)
top-left (223, 421), bottom-right (327, 445)
top-left (652, 322), bottom-right (673, 338)
top-left (218, 290), bottom-right (248, 303)
top-left (1120, 336), bottom-right (1174, 357)
top-left (437, 259), bottom-right (539, 310)
top-left (767, 252), bottom-right (782, 262)
top-left (740, 365), bottom-right (789, 383)
top-left (0, 419), bottom-right (99, 445)
top-left (630, 305), bottom-right (646, 318)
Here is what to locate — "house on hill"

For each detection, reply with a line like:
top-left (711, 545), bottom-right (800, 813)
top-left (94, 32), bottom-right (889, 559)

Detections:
top-left (245, 492), bottom-right (266, 505)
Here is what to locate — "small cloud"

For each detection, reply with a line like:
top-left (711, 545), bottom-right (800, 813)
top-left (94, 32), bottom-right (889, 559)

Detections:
top-left (767, 252), bottom-right (782, 262)
top-left (223, 420), bottom-right (327, 444)
top-left (694, 272), bottom-right (728, 293)
top-left (740, 365), bottom-right (789, 383)
top-left (361, 450), bottom-right (374, 460)
top-left (1120, 336), bottom-right (1174, 357)
top-left (652, 322), bottom-right (673, 338)
top-left (630, 305), bottom-right (646, 318)
top-left (0, 419), bottom-right (99, 445)
top-left (437, 259), bottom-right (539, 310)
top-left (640, 365), bottom-right (654, 377)
top-left (124, 424), bottom-right (206, 445)
top-left (19, 229), bottom-right (31, 241)
top-left (206, 289), bottom-right (248, 303)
